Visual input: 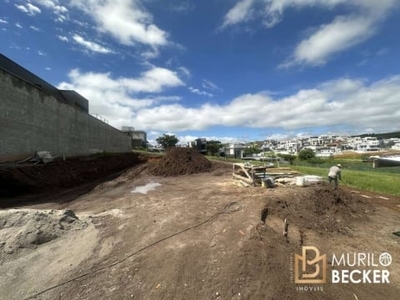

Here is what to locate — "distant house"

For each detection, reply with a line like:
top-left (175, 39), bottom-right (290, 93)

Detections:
top-left (346, 136), bottom-right (381, 152)
top-left (190, 138), bottom-right (207, 154)
top-left (121, 127), bottom-right (147, 148)
top-left (309, 136), bottom-right (324, 146)
top-left (225, 143), bottom-right (245, 158)
top-left (357, 137), bottom-right (381, 152)
top-left (315, 148), bottom-right (334, 158)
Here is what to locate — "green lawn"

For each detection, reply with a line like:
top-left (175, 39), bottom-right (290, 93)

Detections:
top-left (206, 156), bottom-right (268, 166)
top-left (291, 165), bottom-right (400, 197)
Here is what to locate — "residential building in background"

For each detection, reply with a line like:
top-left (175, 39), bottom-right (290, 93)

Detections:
top-left (121, 127), bottom-right (148, 148)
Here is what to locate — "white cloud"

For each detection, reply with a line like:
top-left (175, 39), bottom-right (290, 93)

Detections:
top-left (178, 67), bottom-right (191, 77)
top-left (29, 25), bottom-right (40, 31)
top-left (129, 75), bottom-right (400, 132)
top-left (147, 95), bottom-right (181, 102)
top-left (57, 69), bottom-right (400, 134)
top-left (141, 48), bottom-right (159, 60)
top-left (282, 15), bottom-right (374, 67)
top-left (121, 68), bottom-right (184, 93)
top-left (202, 79), bottom-right (221, 91)
top-left (319, 78), bottom-right (364, 95)
top-left (15, 3), bottom-right (41, 16)
top-left (223, 0), bottom-right (396, 28)
top-left (27, 3), bottom-right (41, 14)
top-left (31, 0), bottom-right (68, 22)
top-left (264, 133), bottom-right (290, 140)
top-left (57, 35), bottom-right (69, 42)
top-left (261, 0), bottom-right (351, 27)
top-left (15, 23), bottom-right (23, 29)
top-left (222, 0), bottom-right (398, 66)
top-left (168, 1), bottom-right (195, 14)
top-left (222, 0), bottom-right (255, 28)
top-left (70, 0), bottom-right (168, 47)
top-left (57, 67), bottom-right (184, 129)
top-left (72, 34), bottom-right (113, 54)
top-left (0, 18), bottom-right (8, 24)
top-left (376, 48), bottom-right (390, 56)
top-left (188, 87), bottom-right (213, 98)
top-left (38, 50), bottom-right (46, 56)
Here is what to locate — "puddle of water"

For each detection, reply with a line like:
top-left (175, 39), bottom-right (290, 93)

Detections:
top-left (131, 182), bottom-right (162, 194)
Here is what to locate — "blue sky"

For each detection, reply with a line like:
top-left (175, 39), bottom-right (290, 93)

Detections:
top-left (1, 0), bottom-right (400, 145)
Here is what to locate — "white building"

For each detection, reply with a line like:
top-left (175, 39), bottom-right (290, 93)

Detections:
top-left (309, 137), bottom-right (324, 146)
top-left (274, 139), bottom-right (302, 154)
top-left (357, 137), bottom-right (380, 152)
top-left (347, 136), bottom-right (381, 152)
top-left (225, 143), bottom-right (245, 158)
top-left (315, 147), bottom-right (343, 157)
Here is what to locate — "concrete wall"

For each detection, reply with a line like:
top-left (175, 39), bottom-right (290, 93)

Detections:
top-left (0, 69), bottom-right (131, 162)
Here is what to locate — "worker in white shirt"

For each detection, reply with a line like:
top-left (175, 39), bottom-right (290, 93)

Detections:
top-left (328, 164), bottom-right (342, 187)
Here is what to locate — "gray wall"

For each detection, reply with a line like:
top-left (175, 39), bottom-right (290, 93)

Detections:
top-left (0, 69), bottom-right (131, 162)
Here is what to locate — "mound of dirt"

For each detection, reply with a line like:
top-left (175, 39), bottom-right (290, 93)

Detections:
top-left (265, 184), bottom-right (370, 233)
top-left (226, 186), bottom-right (379, 300)
top-left (149, 147), bottom-right (212, 176)
top-left (0, 209), bottom-right (88, 261)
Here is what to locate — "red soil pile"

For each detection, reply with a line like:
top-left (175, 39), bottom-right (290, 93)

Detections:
top-left (150, 147), bottom-right (212, 176)
top-left (266, 184), bottom-right (370, 233)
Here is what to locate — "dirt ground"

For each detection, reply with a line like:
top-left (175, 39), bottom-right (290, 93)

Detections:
top-left (0, 155), bottom-right (399, 300)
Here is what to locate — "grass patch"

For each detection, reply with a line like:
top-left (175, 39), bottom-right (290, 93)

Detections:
top-left (291, 165), bottom-right (400, 196)
top-left (294, 158), bottom-right (400, 173)
top-left (206, 156), bottom-right (268, 166)
top-left (132, 149), bottom-right (164, 155)
top-left (205, 156), bottom-right (239, 162)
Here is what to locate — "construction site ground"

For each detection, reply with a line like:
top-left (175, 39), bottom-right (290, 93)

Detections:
top-left (1, 153), bottom-right (400, 300)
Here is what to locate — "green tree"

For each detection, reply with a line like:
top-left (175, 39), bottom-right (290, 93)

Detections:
top-left (298, 149), bottom-right (316, 160)
top-left (207, 140), bottom-right (222, 156)
top-left (244, 146), bottom-right (262, 156)
top-left (308, 157), bottom-right (325, 164)
top-left (278, 154), bottom-right (297, 165)
top-left (156, 134), bottom-right (179, 149)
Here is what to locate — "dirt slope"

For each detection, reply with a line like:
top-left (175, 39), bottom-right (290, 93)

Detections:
top-left (0, 161), bottom-right (399, 300)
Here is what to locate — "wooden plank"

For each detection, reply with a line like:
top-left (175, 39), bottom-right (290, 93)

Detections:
top-left (233, 173), bottom-right (254, 184)
top-left (240, 180), bottom-right (250, 187)
top-left (240, 166), bottom-right (253, 181)
top-left (233, 164), bottom-right (253, 181)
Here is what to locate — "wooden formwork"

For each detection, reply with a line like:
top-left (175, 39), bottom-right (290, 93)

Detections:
top-left (232, 163), bottom-right (268, 186)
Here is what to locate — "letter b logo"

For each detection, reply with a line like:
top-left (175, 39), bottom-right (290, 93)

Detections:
top-left (294, 246), bottom-right (327, 284)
